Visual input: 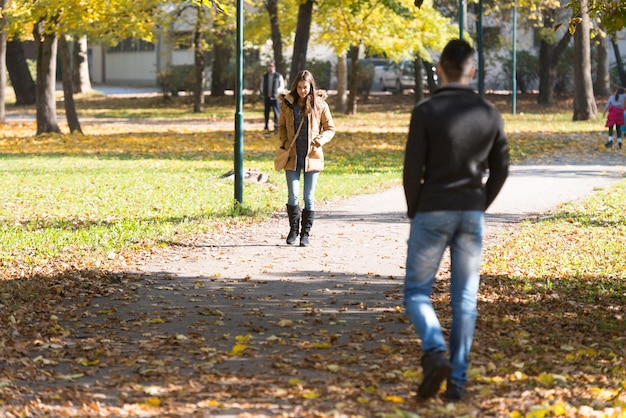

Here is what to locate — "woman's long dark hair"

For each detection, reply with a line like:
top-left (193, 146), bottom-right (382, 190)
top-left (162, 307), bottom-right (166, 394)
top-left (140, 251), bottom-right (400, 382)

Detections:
top-left (615, 87), bottom-right (625, 101)
top-left (289, 70), bottom-right (317, 114)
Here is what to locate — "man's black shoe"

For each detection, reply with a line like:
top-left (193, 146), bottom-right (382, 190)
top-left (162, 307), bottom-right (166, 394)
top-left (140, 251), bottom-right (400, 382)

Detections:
top-left (443, 381), bottom-right (467, 402)
top-left (417, 351), bottom-right (451, 400)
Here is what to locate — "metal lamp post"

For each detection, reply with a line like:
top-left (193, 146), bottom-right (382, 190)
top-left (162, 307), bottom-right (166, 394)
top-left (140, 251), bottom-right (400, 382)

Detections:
top-left (512, 0), bottom-right (517, 114)
top-left (234, 0), bottom-right (244, 204)
top-left (459, 0), bottom-right (465, 38)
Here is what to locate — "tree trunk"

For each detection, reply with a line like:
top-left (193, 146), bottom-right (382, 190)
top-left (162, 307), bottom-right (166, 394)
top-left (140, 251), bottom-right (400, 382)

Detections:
top-left (347, 45), bottom-right (360, 115)
top-left (0, 0), bottom-right (7, 123)
top-left (335, 52), bottom-right (347, 114)
top-left (594, 31), bottom-right (610, 97)
top-left (572, 0), bottom-right (597, 121)
top-left (59, 34), bottom-right (82, 134)
top-left (34, 23), bottom-right (61, 135)
top-left (610, 34), bottom-right (626, 86)
top-left (71, 35), bottom-right (91, 93)
top-left (193, 7), bottom-right (205, 112)
top-left (537, 10), bottom-right (571, 105)
top-left (265, 0), bottom-right (285, 79)
top-left (289, 0), bottom-right (313, 84)
top-left (210, 30), bottom-right (231, 97)
top-left (414, 56), bottom-right (424, 103)
top-left (6, 39), bottom-right (36, 105)
top-left (424, 61), bottom-right (437, 93)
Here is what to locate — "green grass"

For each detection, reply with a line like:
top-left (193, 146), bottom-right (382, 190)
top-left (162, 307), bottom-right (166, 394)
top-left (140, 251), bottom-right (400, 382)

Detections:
top-left (483, 181), bottom-right (626, 281)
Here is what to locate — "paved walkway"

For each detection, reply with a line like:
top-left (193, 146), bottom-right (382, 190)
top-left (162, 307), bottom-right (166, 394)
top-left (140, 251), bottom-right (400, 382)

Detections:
top-left (135, 164), bottom-right (625, 283)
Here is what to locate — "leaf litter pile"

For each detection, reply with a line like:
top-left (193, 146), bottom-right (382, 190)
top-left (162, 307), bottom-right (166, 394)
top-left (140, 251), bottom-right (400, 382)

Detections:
top-left (0, 112), bottom-right (625, 417)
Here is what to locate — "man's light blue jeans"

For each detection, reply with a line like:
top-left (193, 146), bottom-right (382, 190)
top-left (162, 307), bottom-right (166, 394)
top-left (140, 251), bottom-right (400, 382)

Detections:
top-left (404, 211), bottom-right (484, 387)
top-left (286, 167), bottom-right (319, 211)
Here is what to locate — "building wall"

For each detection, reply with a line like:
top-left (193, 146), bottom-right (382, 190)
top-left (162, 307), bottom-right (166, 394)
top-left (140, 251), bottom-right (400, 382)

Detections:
top-left (90, 45), bottom-right (104, 84)
top-left (87, 25), bottom-right (626, 91)
top-left (104, 51), bottom-right (159, 86)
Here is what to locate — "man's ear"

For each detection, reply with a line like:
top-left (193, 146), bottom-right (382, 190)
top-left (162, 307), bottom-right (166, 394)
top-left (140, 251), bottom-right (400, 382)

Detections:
top-left (468, 66), bottom-right (476, 79)
top-left (436, 63), bottom-right (445, 82)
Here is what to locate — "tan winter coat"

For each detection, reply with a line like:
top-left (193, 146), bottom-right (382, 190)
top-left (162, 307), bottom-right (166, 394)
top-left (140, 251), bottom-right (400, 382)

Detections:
top-left (277, 90), bottom-right (335, 172)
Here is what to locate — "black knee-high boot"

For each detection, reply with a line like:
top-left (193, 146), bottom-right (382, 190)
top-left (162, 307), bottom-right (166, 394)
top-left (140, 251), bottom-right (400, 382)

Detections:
top-left (286, 204), bottom-right (300, 245)
top-left (300, 209), bottom-right (315, 247)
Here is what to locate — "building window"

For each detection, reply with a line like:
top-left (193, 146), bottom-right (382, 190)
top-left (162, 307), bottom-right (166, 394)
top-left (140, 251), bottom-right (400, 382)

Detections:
top-left (172, 32), bottom-right (192, 50)
top-left (109, 38), bottom-right (155, 53)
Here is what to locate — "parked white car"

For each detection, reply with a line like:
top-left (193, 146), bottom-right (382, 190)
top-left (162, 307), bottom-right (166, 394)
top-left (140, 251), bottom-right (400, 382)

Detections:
top-left (380, 60), bottom-right (415, 92)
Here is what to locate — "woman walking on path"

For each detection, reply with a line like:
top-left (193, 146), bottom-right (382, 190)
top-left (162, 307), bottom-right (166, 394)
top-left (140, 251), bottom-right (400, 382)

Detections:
top-left (278, 70), bottom-right (335, 247)
top-left (602, 87), bottom-right (625, 149)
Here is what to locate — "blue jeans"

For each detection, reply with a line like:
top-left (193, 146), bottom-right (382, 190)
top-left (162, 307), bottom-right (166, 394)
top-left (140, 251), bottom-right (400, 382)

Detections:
top-left (286, 167), bottom-right (319, 211)
top-left (404, 211), bottom-right (484, 387)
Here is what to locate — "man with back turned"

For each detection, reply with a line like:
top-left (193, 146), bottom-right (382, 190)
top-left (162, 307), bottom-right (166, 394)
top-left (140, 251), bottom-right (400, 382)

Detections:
top-left (402, 39), bottom-right (510, 403)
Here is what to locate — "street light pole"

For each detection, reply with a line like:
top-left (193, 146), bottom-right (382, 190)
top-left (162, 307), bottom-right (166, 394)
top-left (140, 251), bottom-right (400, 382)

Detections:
top-left (234, 0), bottom-right (244, 204)
top-left (478, 0), bottom-right (484, 96)
top-left (459, 0), bottom-right (465, 39)
top-left (512, 0), bottom-right (517, 114)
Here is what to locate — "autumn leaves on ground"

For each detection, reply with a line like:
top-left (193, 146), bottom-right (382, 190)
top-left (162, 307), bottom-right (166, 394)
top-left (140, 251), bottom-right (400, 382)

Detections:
top-left (0, 93), bottom-right (624, 417)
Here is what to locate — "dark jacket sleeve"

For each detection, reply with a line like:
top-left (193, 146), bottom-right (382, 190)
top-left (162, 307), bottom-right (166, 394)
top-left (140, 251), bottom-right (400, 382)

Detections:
top-left (485, 113), bottom-right (509, 210)
top-left (403, 105), bottom-right (428, 218)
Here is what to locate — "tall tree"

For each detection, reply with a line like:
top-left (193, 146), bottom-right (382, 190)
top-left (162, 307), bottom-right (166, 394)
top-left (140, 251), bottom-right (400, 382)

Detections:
top-left (209, 9), bottom-right (233, 97)
top-left (264, 0), bottom-right (285, 77)
top-left (245, 0), bottom-right (297, 81)
top-left (317, 0), bottom-right (402, 114)
top-left (572, 0), bottom-right (597, 120)
top-left (610, 34), bottom-right (626, 86)
top-left (537, 9), bottom-right (571, 105)
top-left (33, 21), bottom-right (61, 135)
top-left (192, 0), bottom-right (232, 101)
top-left (289, 0), bottom-right (313, 84)
top-left (593, 28), bottom-right (609, 97)
top-left (335, 52), bottom-right (348, 113)
top-left (193, 4), bottom-right (207, 111)
top-left (404, 0), bottom-right (456, 101)
top-left (71, 35), bottom-right (91, 93)
top-left (0, 0), bottom-right (7, 123)
top-left (59, 34), bottom-right (82, 133)
top-left (6, 39), bottom-right (36, 105)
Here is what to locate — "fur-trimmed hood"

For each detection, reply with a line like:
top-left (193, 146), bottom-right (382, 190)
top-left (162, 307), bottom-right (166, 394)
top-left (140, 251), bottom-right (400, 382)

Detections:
top-left (279, 90), bottom-right (329, 108)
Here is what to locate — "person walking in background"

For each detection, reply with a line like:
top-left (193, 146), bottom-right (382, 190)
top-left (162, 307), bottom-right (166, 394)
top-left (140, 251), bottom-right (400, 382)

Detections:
top-left (602, 87), bottom-right (625, 149)
top-left (260, 62), bottom-right (285, 131)
top-left (402, 39), bottom-right (509, 403)
top-left (278, 70), bottom-right (335, 247)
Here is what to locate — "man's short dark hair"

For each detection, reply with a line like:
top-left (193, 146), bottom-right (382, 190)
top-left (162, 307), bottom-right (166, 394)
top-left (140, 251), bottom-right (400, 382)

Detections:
top-left (439, 39), bottom-right (475, 82)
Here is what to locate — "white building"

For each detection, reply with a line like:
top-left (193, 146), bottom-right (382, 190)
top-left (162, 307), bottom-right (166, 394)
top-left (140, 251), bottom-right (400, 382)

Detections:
top-left (88, 8), bottom-right (625, 93)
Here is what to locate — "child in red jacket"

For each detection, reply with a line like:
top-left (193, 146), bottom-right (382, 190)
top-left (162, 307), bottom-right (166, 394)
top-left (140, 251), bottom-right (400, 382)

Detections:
top-left (603, 87), bottom-right (625, 149)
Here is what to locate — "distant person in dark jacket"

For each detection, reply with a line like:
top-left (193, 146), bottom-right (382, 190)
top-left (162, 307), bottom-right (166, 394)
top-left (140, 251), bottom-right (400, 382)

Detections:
top-left (260, 62), bottom-right (285, 131)
top-left (402, 39), bottom-right (510, 403)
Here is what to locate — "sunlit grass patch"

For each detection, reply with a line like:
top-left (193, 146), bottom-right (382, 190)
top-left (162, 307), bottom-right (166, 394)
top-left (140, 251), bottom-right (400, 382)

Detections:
top-left (0, 155), bottom-right (281, 275)
top-left (483, 180), bottom-right (626, 281)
